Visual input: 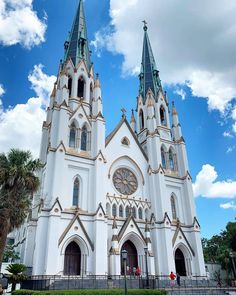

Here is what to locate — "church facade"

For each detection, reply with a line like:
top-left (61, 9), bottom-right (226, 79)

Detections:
top-left (15, 0), bottom-right (206, 277)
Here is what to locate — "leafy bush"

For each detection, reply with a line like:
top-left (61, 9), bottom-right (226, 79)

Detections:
top-left (12, 289), bottom-right (167, 295)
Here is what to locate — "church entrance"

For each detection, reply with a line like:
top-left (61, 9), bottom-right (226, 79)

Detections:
top-left (64, 241), bottom-right (81, 275)
top-left (120, 240), bottom-right (138, 275)
top-left (175, 248), bottom-right (186, 276)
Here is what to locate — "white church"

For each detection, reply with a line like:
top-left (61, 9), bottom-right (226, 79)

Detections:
top-left (14, 0), bottom-right (206, 277)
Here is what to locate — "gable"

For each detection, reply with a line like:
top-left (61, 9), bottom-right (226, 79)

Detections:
top-left (105, 117), bottom-right (148, 162)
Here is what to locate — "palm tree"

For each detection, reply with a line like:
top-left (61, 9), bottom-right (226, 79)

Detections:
top-left (6, 263), bottom-right (27, 291)
top-left (0, 149), bottom-right (41, 268)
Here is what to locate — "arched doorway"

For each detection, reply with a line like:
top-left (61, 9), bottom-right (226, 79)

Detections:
top-left (175, 248), bottom-right (186, 276)
top-left (64, 241), bottom-right (81, 275)
top-left (120, 240), bottom-right (138, 275)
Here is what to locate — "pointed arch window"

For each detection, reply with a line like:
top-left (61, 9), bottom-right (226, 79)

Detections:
top-left (160, 106), bottom-right (167, 126)
top-left (119, 205), bottom-right (123, 217)
top-left (69, 124), bottom-right (76, 148)
top-left (77, 77), bottom-right (84, 98)
top-left (161, 146), bottom-right (166, 168)
top-left (81, 125), bottom-right (87, 151)
top-left (145, 208), bottom-right (149, 219)
top-left (169, 149), bottom-right (175, 170)
top-left (106, 203), bottom-right (111, 217)
top-left (132, 207), bottom-right (136, 218)
top-left (89, 83), bottom-right (93, 114)
top-left (139, 109), bottom-right (144, 130)
top-left (73, 178), bottom-right (79, 206)
top-left (171, 195), bottom-right (177, 220)
top-left (138, 208), bottom-right (143, 220)
top-left (68, 76), bottom-right (72, 97)
top-left (125, 206), bottom-right (129, 218)
top-left (112, 204), bottom-right (117, 217)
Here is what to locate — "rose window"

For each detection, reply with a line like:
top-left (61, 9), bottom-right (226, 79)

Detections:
top-left (112, 168), bottom-right (138, 195)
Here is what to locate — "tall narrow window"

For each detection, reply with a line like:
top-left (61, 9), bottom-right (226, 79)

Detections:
top-left (160, 106), bottom-right (166, 126)
top-left (139, 109), bottom-right (144, 130)
top-left (90, 83), bottom-right (93, 105)
top-left (68, 76), bottom-right (72, 97)
top-left (171, 195), bottom-right (177, 220)
top-left (169, 149), bottom-right (175, 170)
top-left (161, 146), bottom-right (166, 168)
top-left (106, 203), bottom-right (111, 217)
top-left (138, 208), bottom-right (143, 220)
top-left (112, 204), bottom-right (117, 217)
top-left (77, 77), bottom-right (84, 98)
top-left (132, 207), bottom-right (136, 218)
top-left (73, 178), bottom-right (79, 206)
top-left (145, 209), bottom-right (148, 219)
top-left (125, 206), bottom-right (129, 218)
top-left (69, 124), bottom-right (76, 148)
top-left (119, 205), bottom-right (123, 217)
top-left (81, 125), bottom-right (87, 151)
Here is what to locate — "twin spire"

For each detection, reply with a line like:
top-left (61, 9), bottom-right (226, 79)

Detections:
top-left (139, 22), bottom-right (162, 102)
top-left (64, 0), bottom-right (91, 70)
top-left (64, 1), bottom-right (161, 104)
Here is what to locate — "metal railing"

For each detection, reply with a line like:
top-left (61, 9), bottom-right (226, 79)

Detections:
top-left (21, 274), bottom-right (236, 294)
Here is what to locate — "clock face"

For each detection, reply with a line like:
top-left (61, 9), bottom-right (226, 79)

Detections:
top-left (112, 168), bottom-right (138, 195)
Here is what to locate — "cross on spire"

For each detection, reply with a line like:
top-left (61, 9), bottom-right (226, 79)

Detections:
top-left (142, 20), bottom-right (148, 31)
top-left (121, 108), bottom-right (127, 117)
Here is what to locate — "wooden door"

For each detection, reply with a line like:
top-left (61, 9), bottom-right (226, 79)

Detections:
top-left (121, 240), bottom-right (138, 275)
top-left (64, 241), bottom-right (81, 275)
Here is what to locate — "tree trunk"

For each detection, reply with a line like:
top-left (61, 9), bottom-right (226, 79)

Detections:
top-left (0, 216), bottom-right (11, 270)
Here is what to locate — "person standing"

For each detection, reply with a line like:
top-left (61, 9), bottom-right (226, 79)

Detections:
top-left (176, 273), bottom-right (180, 286)
top-left (169, 271), bottom-right (176, 287)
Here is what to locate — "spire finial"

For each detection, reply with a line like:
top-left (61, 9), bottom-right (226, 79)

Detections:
top-left (142, 20), bottom-right (148, 31)
top-left (121, 108), bottom-right (126, 118)
top-left (130, 109), bottom-right (136, 123)
top-left (172, 101), bottom-right (178, 115)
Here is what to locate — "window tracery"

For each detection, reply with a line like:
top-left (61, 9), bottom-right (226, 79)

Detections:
top-left (113, 168), bottom-right (138, 195)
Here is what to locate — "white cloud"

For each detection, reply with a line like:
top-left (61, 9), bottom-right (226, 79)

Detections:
top-left (174, 88), bottom-right (186, 100)
top-left (28, 64), bottom-right (56, 105)
top-left (223, 131), bottom-right (233, 138)
top-left (232, 107), bottom-right (236, 120)
top-left (0, 0), bottom-right (47, 48)
top-left (193, 164), bottom-right (236, 199)
top-left (0, 84), bottom-right (5, 97)
top-left (92, 0), bottom-right (236, 113)
top-left (187, 71), bottom-right (236, 113)
top-left (226, 145), bottom-right (235, 154)
top-left (0, 65), bottom-right (56, 158)
top-left (233, 122), bottom-right (236, 133)
top-left (220, 201), bottom-right (236, 210)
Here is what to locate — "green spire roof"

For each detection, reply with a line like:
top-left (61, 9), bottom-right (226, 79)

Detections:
top-left (139, 22), bottom-right (162, 102)
top-left (64, 0), bottom-right (91, 70)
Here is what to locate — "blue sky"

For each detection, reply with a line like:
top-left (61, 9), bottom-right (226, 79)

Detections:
top-left (0, 0), bottom-right (236, 239)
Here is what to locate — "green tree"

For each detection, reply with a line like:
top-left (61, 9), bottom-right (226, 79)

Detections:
top-left (202, 221), bottom-right (236, 276)
top-left (3, 244), bottom-right (20, 262)
top-left (6, 263), bottom-right (27, 291)
top-left (0, 149), bottom-right (41, 268)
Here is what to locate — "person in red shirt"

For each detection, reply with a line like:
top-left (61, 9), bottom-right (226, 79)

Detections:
top-left (135, 266), bottom-right (141, 276)
top-left (169, 271), bottom-right (176, 287)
